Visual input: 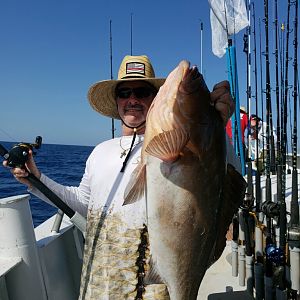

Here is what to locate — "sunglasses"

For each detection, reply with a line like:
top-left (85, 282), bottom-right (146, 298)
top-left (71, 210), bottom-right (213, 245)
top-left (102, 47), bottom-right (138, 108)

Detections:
top-left (116, 87), bottom-right (154, 100)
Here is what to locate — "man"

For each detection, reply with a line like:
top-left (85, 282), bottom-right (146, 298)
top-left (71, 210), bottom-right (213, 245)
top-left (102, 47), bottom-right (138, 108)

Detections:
top-left (5, 55), bottom-right (235, 299)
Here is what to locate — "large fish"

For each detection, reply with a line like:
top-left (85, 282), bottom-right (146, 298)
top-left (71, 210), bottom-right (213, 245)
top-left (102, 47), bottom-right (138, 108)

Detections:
top-left (124, 60), bottom-right (246, 299)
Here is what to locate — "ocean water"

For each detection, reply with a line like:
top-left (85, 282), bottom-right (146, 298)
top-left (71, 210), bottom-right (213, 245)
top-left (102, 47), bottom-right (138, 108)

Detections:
top-left (0, 141), bottom-right (93, 227)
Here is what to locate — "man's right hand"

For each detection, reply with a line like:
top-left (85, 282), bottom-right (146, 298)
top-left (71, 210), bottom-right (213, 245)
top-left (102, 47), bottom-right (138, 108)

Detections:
top-left (3, 150), bottom-right (41, 188)
top-left (210, 80), bottom-right (235, 126)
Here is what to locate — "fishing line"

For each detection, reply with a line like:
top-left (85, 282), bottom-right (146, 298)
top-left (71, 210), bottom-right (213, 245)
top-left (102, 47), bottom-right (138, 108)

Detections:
top-left (109, 20), bottom-right (116, 139)
top-left (0, 127), bottom-right (16, 142)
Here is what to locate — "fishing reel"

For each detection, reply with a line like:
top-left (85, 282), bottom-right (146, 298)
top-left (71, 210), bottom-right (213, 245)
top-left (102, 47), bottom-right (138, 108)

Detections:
top-left (0, 136), bottom-right (42, 168)
top-left (266, 244), bottom-right (285, 266)
top-left (242, 192), bottom-right (255, 210)
top-left (261, 200), bottom-right (280, 219)
top-left (0, 136), bottom-right (86, 234)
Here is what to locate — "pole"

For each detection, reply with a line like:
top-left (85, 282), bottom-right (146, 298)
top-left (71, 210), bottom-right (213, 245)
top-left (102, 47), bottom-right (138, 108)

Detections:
top-left (109, 20), bottom-right (115, 139)
top-left (200, 20), bottom-right (203, 75)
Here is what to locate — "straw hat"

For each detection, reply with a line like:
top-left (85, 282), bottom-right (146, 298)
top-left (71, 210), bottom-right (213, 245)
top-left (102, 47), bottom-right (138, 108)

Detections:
top-left (88, 55), bottom-right (165, 119)
top-left (240, 106), bottom-right (247, 113)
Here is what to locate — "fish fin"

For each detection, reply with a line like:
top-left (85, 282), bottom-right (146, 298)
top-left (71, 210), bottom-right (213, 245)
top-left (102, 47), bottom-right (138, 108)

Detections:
top-left (123, 163), bottom-right (147, 205)
top-left (145, 129), bottom-right (189, 162)
top-left (210, 164), bottom-right (247, 264)
top-left (144, 256), bottom-right (164, 284)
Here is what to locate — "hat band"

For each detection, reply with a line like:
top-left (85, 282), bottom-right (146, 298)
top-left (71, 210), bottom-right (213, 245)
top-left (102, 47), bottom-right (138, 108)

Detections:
top-left (120, 75), bottom-right (149, 79)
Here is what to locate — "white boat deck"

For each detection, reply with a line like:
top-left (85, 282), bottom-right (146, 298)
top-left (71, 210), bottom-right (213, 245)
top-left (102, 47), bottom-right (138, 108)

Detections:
top-left (198, 170), bottom-right (300, 299)
top-left (198, 241), bottom-right (254, 299)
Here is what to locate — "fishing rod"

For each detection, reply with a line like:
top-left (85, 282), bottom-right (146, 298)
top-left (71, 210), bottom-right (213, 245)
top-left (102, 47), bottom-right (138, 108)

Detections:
top-left (274, 0), bottom-right (280, 157)
top-left (259, 18), bottom-right (266, 170)
top-left (267, 6), bottom-right (277, 176)
top-left (280, 22), bottom-right (285, 167)
top-left (0, 127), bottom-right (16, 142)
top-left (222, 0), bottom-right (245, 175)
top-left (263, 0), bottom-right (272, 214)
top-left (243, 193), bottom-right (255, 296)
top-left (270, 0), bottom-right (292, 294)
top-left (251, 10), bottom-right (265, 288)
top-left (130, 13), bottom-right (133, 56)
top-left (236, 2), bottom-right (299, 297)
top-left (280, 0), bottom-right (291, 256)
top-left (262, 1), bottom-right (279, 296)
top-left (0, 138), bottom-right (86, 235)
top-left (288, 90), bottom-right (294, 174)
top-left (288, 0), bottom-right (300, 294)
top-left (222, 3), bottom-right (248, 288)
top-left (273, 4), bottom-right (286, 293)
top-left (244, 0), bottom-right (254, 201)
top-left (226, 39), bottom-right (246, 175)
top-left (109, 20), bottom-right (115, 139)
top-left (252, 2), bottom-right (261, 213)
top-left (274, 0), bottom-right (283, 208)
top-left (290, 0), bottom-right (299, 228)
top-left (200, 20), bottom-right (203, 75)
top-left (243, 21), bottom-right (253, 199)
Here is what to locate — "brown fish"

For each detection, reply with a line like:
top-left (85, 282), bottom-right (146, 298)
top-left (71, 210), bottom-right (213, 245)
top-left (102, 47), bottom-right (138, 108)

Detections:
top-left (124, 60), bottom-right (246, 299)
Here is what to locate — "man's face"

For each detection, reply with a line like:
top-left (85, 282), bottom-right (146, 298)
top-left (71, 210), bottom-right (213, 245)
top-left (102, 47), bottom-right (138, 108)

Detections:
top-left (116, 81), bottom-right (156, 128)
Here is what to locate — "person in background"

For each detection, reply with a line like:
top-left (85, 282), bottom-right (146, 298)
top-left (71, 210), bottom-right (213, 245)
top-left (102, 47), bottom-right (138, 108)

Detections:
top-left (226, 106), bottom-right (248, 157)
top-left (226, 106), bottom-right (248, 145)
top-left (4, 55), bottom-right (237, 299)
top-left (249, 114), bottom-right (277, 161)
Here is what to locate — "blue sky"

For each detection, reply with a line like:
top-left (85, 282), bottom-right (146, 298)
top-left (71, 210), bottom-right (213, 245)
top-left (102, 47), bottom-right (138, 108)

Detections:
top-left (0, 0), bottom-right (298, 147)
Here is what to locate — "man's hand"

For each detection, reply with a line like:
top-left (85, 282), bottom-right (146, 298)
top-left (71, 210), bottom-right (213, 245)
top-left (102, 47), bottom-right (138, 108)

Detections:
top-left (210, 80), bottom-right (235, 125)
top-left (3, 150), bottom-right (41, 188)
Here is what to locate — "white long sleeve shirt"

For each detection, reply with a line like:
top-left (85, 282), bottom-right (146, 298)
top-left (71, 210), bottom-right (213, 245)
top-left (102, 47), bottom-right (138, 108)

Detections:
top-left (29, 134), bottom-right (240, 299)
top-left (30, 135), bottom-right (170, 299)
top-left (31, 135), bottom-right (146, 224)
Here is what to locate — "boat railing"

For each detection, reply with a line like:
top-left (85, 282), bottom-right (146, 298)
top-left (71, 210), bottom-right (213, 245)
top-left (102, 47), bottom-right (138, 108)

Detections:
top-left (0, 194), bottom-right (83, 300)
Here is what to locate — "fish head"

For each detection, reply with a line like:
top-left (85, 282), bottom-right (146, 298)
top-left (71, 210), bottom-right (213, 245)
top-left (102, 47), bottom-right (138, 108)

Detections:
top-left (143, 60), bottom-right (224, 163)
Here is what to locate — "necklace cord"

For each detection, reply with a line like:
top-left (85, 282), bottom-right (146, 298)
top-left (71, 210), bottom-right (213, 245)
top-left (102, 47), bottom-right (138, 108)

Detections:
top-left (120, 128), bottom-right (137, 173)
